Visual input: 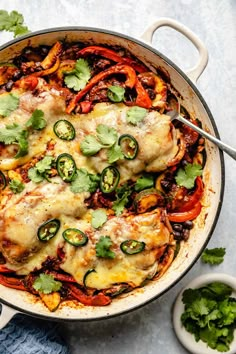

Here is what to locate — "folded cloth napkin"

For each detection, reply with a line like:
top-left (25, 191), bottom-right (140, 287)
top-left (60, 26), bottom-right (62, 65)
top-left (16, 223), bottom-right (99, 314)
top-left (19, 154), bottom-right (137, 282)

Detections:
top-left (0, 310), bottom-right (69, 354)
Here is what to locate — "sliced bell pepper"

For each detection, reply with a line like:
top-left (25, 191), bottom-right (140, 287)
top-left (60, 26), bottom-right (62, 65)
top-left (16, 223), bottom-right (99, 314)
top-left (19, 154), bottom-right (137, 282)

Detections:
top-left (177, 177), bottom-right (204, 212)
top-left (68, 284), bottom-right (111, 306)
top-left (80, 101), bottom-right (93, 113)
top-left (66, 64), bottom-right (137, 114)
top-left (15, 75), bottom-right (39, 90)
top-left (40, 41), bottom-right (62, 70)
top-left (168, 201), bottom-right (202, 222)
top-left (0, 274), bottom-right (26, 291)
top-left (78, 45), bottom-right (147, 73)
top-left (135, 79), bottom-right (152, 109)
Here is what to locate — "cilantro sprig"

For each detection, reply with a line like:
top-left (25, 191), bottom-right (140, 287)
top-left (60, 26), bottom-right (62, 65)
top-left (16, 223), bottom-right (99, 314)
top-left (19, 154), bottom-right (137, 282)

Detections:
top-left (126, 106), bottom-right (147, 125)
top-left (91, 209), bottom-right (107, 229)
top-left (64, 59), bottom-right (91, 91)
top-left (9, 179), bottom-right (25, 194)
top-left (28, 156), bottom-right (55, 183)
top-left (201, 248), bottom-right (226, 265)
top-left (0, 93), bottom-right (19, 117)
top-left (0, 109), bottom-right (46, 159)
top-left (134, 174), bottom-right (154, 192)
top-left (0, 10), bottom-right (30, 38)
top-left (95, 235), bottom-right (116, 259)
top-left (107, 86), bottom-right (125, 103)
top-left (181, 282), bottom-right (236, 352)
top-left (175, 163), bottom-right (203, 189)
top-left (112, 183), bottom-right (132, 216)
top-left (33, 273), bottom-right (62, 294)
top-left (80, 124), bottom-right (124, 162)
top-left (70, 168), bottom-right (100, 193)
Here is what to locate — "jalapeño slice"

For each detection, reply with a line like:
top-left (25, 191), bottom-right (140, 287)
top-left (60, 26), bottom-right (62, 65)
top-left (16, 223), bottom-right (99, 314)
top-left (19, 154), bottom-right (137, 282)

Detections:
top-left (56, 153), bottom-right (76, 182)
top-left (118, 134), bottom-right (138, 160)
top-left (100, 166), bottom-right (120, 193)
top-left (62, 228), bottom-right (88, 247)
top-left (38, 219), bottom-right (60, 242)
top-left (83, 268), bottom-right (96, 288)
top-left (53, 120), bottom-right (75, 141)
top-left (0, 171), bottom-right (7, 190)
top-left (120, 239), bottom-right (145, 255)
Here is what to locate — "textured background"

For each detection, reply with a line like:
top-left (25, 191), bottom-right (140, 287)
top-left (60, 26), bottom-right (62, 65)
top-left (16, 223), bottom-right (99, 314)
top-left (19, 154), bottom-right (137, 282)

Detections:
top-left (0, 1), bottom-right (236, 353)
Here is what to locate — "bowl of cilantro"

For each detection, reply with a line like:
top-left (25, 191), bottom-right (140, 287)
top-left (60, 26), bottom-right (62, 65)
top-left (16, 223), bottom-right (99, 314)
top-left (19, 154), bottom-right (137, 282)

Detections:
top-left (173, 273), bottom-right (236, 353)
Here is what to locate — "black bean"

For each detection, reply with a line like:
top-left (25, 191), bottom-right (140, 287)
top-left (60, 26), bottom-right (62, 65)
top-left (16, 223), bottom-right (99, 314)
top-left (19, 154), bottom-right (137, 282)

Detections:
top-left (181, 159), bottom-right (189, 167)
top-left (40, 45), bottom-right (50, 55)
top-left (147, 88), bottom-right (156, 100)
top-left (172, 223), bottom-right (183, 232)
top-left (160, 179), bottom-right (172, 191)
top-left (5, 80), bottom-right (14, 92)
top-left (173, 231), bottom-right (182, 240)
top-left (182, 228), bottom-right (190, 241)
top-left (12, 70), bottom-right (22, 81)
top-left (23, 46), bottom-right (34, 55)
top-left (183, 220), bottom-right (194, 229)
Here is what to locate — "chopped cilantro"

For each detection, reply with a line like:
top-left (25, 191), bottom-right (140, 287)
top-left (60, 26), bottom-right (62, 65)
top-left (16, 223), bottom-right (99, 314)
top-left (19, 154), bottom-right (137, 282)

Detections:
top-left (91, 209), bottom-right (107, 229)
top-left (64, 58), bottom-right (91, 91)
top-left (112, 187), bottom-right (132, 216)
top-left (26, 109), bottom-right (47, 130)
top-left (175, 163), bottom-right (203, 189)
top-left (0, 123), bottom-right (28, 158)
top-left (126, 106), bottom-right (147, 125)
top-left (70, 168), bottom-right (100, 193)
top-left (80, 135), bottom-right (103, 156)
top-left (96, 124), bottom-right (118, 146)
top-left (181, 282), bottom-right (236, 352)
top-left (201, 248), bottom-right (226, 265)
top-left (107, 85), bottom-right (125, 103)
top-left (134, 174), bottom-right (154, 192)
top-left (0, 10), bottom-right (30, 37)
top-left (9, 179), bottom-right (24, 193)
top-left (0, 93), bottom-right (19, 117)
top-left (107, 143), bottom-right (124, 163)
top-left (95, 236), bottom-right (116, 259)
top-left (33, 273), bottom-right (62, 294)
top-left (28, 156), bottom-right (54, 183)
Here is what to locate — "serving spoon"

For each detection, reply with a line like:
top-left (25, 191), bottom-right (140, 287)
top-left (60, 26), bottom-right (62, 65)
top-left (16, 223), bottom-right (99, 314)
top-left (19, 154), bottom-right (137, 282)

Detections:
top-left (167, 109), bottom-right (236, 160)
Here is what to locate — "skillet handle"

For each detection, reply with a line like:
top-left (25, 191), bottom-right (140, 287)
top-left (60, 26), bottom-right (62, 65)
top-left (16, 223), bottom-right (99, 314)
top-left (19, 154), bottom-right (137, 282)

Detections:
top-left (140, 17), bottom-right (208, 83)
top-left (0, 303), bottom-right (19, 329)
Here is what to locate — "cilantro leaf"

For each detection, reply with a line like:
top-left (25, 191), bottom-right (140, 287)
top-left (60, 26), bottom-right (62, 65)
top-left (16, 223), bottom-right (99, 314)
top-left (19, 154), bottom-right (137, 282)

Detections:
top-left (107, 85), bottom-right (125, 103)
top-left (175, 163), bottom-right (203, 189)
top-left (201, 248), bottom-right (226, 265)
top-left (126, 106), bottom-right (147, 125)
top-left (0, 93), bottom-right (19, 117)
top-left (28, 156), bottom-right (54, 183)
top-left (0, 10), bottom-right (30, 37)
top-left (91, 209), bottom-right (107, 229)
top-left (9, 179), bottom-right (24, 193)
top-left (107, 143), bottom-right (124, 163)
top-left (135, 174), bottom-right (154, 192)
top-left (112, 189), bottom-right (131, 216)
top-left (96, 124), bottom-right (118, 146)
top-left (0, 123), bottom-right (28, 158)
top-left (26, 109), bottom-right (46, 130)
top-left (28, 168), bottom-right (44, 183)
top-left (70, 168), bottom-right (100, 193)
top-left (80, 135), bottom-right (103, 156)
top-left (95, 236), bottom-right (116, 259)
top-left (33, 273), bottom-right (62, 294)
top-left (64, 59), bottom-right (91, 91)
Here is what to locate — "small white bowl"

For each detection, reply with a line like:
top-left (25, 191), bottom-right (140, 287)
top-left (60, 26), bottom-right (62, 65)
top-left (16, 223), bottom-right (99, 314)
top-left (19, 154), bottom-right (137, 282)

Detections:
top-left (173, 273), bottom-right (236, 354)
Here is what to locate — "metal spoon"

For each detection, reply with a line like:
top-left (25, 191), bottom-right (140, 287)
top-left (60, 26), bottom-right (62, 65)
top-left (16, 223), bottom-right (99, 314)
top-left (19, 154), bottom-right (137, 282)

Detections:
top-left (167, 110), bottom-right (236, 160)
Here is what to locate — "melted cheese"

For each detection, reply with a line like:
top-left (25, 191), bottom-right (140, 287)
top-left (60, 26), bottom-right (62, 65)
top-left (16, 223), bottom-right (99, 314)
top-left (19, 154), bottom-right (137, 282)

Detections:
top-left (0, 88), bottom-right (176, 289)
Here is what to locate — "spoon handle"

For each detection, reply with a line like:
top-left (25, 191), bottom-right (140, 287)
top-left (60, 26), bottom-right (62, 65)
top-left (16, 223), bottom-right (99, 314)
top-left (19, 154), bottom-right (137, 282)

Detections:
top-left (176, 114), bottom-right (236, 160)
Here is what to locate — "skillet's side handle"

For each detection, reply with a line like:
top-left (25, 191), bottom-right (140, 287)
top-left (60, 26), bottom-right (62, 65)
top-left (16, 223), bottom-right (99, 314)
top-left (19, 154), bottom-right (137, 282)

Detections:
top-left (140, 17), bottom-right (208, 83)
top-left (0, 303), bottom-right (19, 329)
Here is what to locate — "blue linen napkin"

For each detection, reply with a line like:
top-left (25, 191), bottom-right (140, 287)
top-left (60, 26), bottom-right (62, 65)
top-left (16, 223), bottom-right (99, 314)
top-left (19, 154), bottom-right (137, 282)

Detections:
top-left (0, 309), bottom-right (69, 354)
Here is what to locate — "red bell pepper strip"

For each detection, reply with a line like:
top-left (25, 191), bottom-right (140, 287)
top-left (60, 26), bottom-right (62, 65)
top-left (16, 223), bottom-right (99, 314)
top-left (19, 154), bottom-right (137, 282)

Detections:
top-left (0, 274), bottom-right (26, 291)
top-left (78, 46), bottom-right (147, 73)
top-left (80, 101), bottom-right (93, 113)
top-left (15, 75), bottom-right (39, 90)
top-left (0, 265), bottom-right (13, 273)
top-left (168, 201), bottom-right (202, 222)
top-left (46, 271), bottom-right (77, 283)
top-left (177, 177), bottom-right (204, 212)
top-left (68, 284), bottom-right (111, 306)
top-left (135, 78), bottom-right (152, 109)
top-left (66, 64), bottom-right (137, 114)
